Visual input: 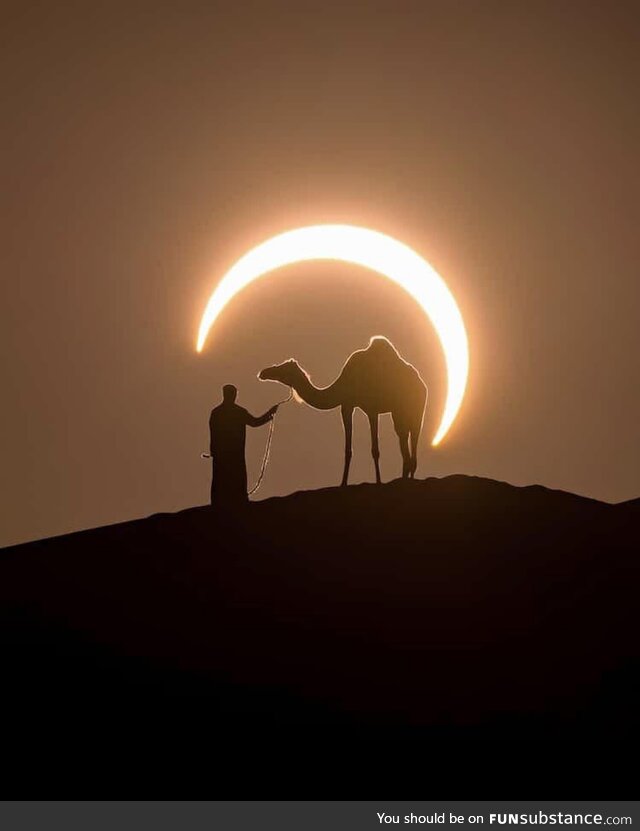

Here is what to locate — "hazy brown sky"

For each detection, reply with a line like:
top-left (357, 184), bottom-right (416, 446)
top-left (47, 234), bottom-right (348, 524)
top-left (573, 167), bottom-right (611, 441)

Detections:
top-left (2, 2), bottom-right (639, 546)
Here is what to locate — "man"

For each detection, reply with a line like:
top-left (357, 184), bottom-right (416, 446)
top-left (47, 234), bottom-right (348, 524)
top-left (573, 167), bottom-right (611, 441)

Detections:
top-left (208, 384), bottom-right (278, 507)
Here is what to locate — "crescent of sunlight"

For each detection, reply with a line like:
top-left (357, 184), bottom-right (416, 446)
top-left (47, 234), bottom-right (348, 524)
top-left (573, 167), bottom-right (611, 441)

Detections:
top-left (196, 224), bottom-right (469, 447)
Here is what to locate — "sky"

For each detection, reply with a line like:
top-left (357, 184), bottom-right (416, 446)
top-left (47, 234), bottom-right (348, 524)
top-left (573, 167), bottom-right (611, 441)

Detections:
top-left (2, 2), bottom-right (639, 547)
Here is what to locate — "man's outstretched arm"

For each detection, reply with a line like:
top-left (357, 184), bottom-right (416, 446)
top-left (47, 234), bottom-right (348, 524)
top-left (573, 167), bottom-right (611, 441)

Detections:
top-left (246, 405), bottom-right (278, 427)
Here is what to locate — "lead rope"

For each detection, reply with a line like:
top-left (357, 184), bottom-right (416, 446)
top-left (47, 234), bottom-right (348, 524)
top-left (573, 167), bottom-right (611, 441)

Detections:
top-left (247, 387), bottom-right (293, 496)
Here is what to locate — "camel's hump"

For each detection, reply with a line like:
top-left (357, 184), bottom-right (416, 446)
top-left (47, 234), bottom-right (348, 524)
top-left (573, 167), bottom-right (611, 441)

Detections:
top-left (368, 335), bottom-right (398, 354)
top-left (341, 336), bottom-right (422, 386)
top-left (357, 336), bottom-right (404, 364)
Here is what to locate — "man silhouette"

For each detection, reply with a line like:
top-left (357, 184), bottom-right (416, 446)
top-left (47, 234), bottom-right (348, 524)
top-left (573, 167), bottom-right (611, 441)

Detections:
top-left (208, 384), bottom-right (278, 507)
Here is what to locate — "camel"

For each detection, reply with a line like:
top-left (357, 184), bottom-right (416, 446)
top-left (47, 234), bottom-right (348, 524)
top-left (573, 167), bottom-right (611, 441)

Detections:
top-left (258, 336), bottom-right (427, 486)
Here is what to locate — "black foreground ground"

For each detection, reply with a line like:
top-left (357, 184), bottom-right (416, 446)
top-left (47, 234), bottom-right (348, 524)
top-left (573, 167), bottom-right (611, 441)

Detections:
top-left (1, 475), bottom-right (637, 793)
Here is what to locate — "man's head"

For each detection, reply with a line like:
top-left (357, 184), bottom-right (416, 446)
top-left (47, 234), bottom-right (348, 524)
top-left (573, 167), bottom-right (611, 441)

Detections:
top-left (222, 384), bottom-right (237, 403)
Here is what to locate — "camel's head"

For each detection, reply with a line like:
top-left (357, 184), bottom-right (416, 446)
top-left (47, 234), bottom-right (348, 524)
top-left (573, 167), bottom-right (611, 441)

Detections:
top-left (258, 359), bottom-right (303, 387)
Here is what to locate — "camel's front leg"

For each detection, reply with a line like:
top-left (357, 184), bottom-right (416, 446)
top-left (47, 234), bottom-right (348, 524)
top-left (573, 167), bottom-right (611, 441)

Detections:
top-left (341, 405), bottom-right (353, 487)
top-left (367, 412), bottom-right (381, 484)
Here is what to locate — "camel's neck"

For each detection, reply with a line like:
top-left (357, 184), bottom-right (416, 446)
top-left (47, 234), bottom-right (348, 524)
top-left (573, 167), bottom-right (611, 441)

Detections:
top-left (292, 370), bottom-right (342, 410)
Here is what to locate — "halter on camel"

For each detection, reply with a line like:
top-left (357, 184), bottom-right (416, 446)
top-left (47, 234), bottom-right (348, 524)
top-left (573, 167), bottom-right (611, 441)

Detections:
top-left (201, 387), bottom-right (293, 496)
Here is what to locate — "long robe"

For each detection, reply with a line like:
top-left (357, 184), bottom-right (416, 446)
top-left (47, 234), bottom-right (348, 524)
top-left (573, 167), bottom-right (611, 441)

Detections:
top-left (208, 401), bottom-right (272, 507)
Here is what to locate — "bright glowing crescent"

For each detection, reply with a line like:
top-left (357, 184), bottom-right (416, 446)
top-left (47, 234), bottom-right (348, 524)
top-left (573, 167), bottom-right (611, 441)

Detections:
top-left (197, 224), bottom-right (468, 446)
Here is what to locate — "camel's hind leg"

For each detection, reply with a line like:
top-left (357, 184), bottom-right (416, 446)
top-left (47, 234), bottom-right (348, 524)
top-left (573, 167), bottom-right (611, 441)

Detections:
top-left (397, 430), bottom-right (411, 479)
top-left (392, 411), bottom-right (411, 479)
top-left (409, 419), bottom-right (423, 479)
top-left (367, 412), bottom-right (381, 484)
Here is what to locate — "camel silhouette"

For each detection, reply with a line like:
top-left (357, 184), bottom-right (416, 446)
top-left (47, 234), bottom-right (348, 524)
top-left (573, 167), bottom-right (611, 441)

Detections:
top-left (259, 336), bottom-right (427, 486)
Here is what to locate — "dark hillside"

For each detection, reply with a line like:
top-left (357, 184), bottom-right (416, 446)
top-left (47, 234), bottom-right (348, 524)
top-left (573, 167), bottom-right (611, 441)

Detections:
top-left (1, 476), bottom-right (637, 791)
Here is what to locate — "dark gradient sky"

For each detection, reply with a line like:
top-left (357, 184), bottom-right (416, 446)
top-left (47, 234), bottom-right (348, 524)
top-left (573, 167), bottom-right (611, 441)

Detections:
top-left (2, 2), bottom-right (639, 546)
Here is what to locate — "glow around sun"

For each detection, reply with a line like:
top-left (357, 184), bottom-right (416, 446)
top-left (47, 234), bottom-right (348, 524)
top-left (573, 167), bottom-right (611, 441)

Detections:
top-left (197, 224), bottom-right (469, 446)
